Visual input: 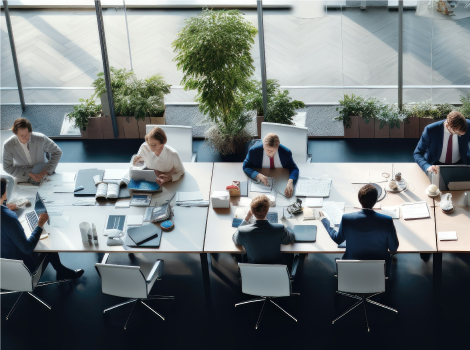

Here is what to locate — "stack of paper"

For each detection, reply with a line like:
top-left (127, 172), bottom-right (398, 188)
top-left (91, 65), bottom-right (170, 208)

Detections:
top-left (400, 201), bottom-right (430, 220)
top-left (176, 191), bottom-right (208, 207)
top-left (321, 201), bottom-right (345, 226)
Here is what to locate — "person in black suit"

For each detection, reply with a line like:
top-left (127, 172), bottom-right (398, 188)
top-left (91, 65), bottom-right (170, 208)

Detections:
top-left (414, 111), bottom-right (470, 176)
top-left (232, 195), bottom-right (294, 265)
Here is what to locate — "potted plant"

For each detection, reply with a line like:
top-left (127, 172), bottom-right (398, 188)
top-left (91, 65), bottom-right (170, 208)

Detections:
top-left (173, 8), bottom-right (258, 155)
top-left (335, 94), bottom-right (378, 138)
top-left (459, 94), bottom-right (470, 118)
top-left (375, 103), bottom-right (406, 138)
top-left (243, 79), bottom-right (305, 138)
top-left (67, 98), bottom-right (102, 139)
top-left (404, 101), bottom-right (454, 137)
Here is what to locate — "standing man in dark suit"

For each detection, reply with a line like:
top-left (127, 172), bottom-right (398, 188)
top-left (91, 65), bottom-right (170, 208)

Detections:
top-left (413, 111), bottom-right (470, 176)
top-left (243, 133), bottom-right (299, 198)
top-left (319, 184), bottom-right (399, 274)
top-left (232, 195), bottom-right (294, 265)
top-left (1, 178), bottom-right (84, 280)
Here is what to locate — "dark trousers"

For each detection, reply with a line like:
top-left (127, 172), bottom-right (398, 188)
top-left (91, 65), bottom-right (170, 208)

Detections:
top-left (36, 253), bottom-right (67, 275)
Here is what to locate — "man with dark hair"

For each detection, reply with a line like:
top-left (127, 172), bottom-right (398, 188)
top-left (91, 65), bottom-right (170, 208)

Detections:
top-left (319, 184), bottom-right (399, 273)
top-left (1, 178), bottom-right (84, 279)
top-left (232, 194), bottom-right (294, 264)
top-left (3, 117), bottom-right (62, 183)
top-left (414, 111), bottom-right (470, 175)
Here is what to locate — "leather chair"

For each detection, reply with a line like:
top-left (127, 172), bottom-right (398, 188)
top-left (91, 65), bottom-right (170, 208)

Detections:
top-left (146, 125), bottom-right (196, 162)
top-left (333, 260), bottom-right (398, 332)
top-left (235, 263), bottom-right (299, 329)
top-left (0, 256), bottom-right (71, 320)
top-left (95, 253), bottom-right (175, 330)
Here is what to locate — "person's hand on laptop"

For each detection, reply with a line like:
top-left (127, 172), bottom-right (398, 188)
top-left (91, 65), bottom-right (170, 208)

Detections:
top-left (426, 165), bottom-right (439, 174)
top-left (38, 213), bottom-right (49, 228)
top-left (133, 155), bottom-right (143, 165)
top-left (284, 179), bottom-right (294, 198)
top-left (256, 173), bottom-right (269, 186)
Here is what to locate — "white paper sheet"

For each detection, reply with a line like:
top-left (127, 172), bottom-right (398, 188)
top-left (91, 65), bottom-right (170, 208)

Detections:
top-left (73, 198), bottom-right (97, 206)
top-left (53, 183), bottom-right (75, 193)
top-left (176, 191), bottom-right (204, 202)
top-left (295, 179), bottom-right (332, 197)
top-left (50, 216), bottom-right (70, 228)
top-left (104, 169), bottom-right (128, 181)
top-left (127, 215), bottom-right (143, 226)
top-left (400, 201), bottom-right (430, 220)
top-left (305, 198), bottom-right (324, 207)
top-left (438, 231), bottom-right (458, 241)
top-left (115, 200), bottom-right (131, 208)
top-left (321, 201), bottom-right (345, 226)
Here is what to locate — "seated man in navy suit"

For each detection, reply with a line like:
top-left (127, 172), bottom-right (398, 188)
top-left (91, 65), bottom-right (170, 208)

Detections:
top-left (232, 195), bottom-right (294, 265)
top-left (414, 111), bottom-right (470, 176)
top-left (243, 133), bottom-right (299, 198)
top-left (319, 184), bottom-right (399, 274)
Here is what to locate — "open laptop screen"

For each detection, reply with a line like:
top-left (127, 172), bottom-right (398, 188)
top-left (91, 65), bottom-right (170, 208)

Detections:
top-left (34, 193), bottom-right (47, 215)
top-left (439, 165), bottom-right (470, 191)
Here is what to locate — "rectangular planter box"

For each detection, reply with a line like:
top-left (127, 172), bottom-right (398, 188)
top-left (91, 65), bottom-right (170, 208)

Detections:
top-left (138, 117), bottom-right (151, 138)
top-left (87, 116), bottom-right (103, 139)
top-left (374, 122), bottom-right (390, 138)
top-left (389, 121), bottom-right (405, 138)
top-left (358, 118), bottom-right (375, 138)
top-left (404, 117), bottom-right (419, 138)
top-left (121, 116), bottom-right (140, 139)
top-left (257, 115), bottom-right (264, 139)
top-left (149, 110), bottom-right (166, 126)
top-left (101, 116), bottom-right (114, 139)
top-left (115, 117), bottom-right (126, 139)
top-left (343, 115), bottom-right (360, 138)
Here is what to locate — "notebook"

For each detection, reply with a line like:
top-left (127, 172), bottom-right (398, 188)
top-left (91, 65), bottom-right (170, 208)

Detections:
top-left (293, 225), bottom-right (317, 242)
top-left (75, 169), bottom-right (104, 196)
top-left (127, 224), bottom-right (162, 246)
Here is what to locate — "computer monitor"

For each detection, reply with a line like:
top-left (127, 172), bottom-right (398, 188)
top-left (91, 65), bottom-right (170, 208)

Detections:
top-left (34, 192), bottom-right (47, 215)
top-left (438, 165), bottom-right (470, 191)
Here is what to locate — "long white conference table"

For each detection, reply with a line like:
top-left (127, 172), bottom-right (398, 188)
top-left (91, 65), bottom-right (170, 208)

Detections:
top-left (2, 161), bottom-right (466, 307)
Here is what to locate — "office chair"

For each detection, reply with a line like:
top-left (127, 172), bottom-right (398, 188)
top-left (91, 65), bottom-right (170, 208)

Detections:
top-left (95, 253), bottom-right (175, 330)
top-left (146, 125), bottom-right (196, 162)
top-left (333, 260), bottom-right (397, 332)
top-left (261, 122), bottom-right (311, 163)
top-left (236, 263), bottom-right (299, 329)
top-left (0, 256), bottom-right (71, 320)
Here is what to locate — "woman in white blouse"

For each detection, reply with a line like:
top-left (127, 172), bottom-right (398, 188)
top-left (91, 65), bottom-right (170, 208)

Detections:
top-left (133, 127), bottom-right (185, 185)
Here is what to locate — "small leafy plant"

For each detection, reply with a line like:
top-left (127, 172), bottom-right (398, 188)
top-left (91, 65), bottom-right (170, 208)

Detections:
top-left (335, 94), bottom-right (379, 127)
top-left (458, 94), bottom-right (470, 118)
top-left (67, 98), bottom-right (101, 130)
top-left (375, 103), bottom-right (407, 129)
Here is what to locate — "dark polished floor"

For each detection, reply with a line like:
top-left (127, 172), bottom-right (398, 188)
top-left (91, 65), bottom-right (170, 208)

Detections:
top-left (2, 138), bottom-right (468, 350)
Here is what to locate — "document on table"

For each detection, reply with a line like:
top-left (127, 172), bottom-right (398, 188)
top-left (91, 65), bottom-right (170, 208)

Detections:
top-left (250, 177), bottom-right (273, 193)
top-left (176, 191), bottom-right (204, 202)
top-left (104, 169), bottom-right (128, 181)
top-left (438, 231), bottom-right (458, 241)
top-left (50, 216), bottom-right (70, 228)
top-left (380, 206), bottom-right (400, 219)
top-left (305, 198), bottom-right (324, 207)
top-left (115, 200), bottom-right (131, 208)
top-left (295, 179), bottom-right (332, 197)
top-left (400, 201), bottom-right (430, 220)
top-left (73, 198), bottom-right (96, 206)
top-left (53, 183), bottom-right (75, 193)
top-left (321, 201), bottom-right (345, 226)
top-left (48, 172), bottom-right (76, 185)
top-left (127, 215), bottom-right (143, 226)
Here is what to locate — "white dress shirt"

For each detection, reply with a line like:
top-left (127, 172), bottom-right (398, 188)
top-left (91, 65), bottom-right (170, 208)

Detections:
top-left (439, 122), bottom-right (460, 164)
top-left (137, 143), bottom-right (185, 182)
top-left (261, 149), bottom-right (282, 168)
top-left (18, 139), bottom-right (33, 165)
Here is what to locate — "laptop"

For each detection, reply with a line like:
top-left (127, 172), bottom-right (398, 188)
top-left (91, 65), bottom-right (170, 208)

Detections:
top-left (438, 165), bottom-right (470, 191)
top-left (22, 193), bottom-right (49, 239)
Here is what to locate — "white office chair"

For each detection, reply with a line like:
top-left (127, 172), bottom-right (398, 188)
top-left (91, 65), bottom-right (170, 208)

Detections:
top-left (95, 253), bottom-right (175, 330)
top-left (333, 260), bottom-right (397, 332)
top-left (146, 125), bottom-right (196, 162)
top-left (261, 122), bottom-right (310, 164)
top-left (235, 263), bottom-right (299, 329)
top-left (0, 256), bottom-right (71, 320)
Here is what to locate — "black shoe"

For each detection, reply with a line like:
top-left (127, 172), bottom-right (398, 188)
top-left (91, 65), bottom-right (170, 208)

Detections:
top-left (57, 269), bottom-right (84, 281)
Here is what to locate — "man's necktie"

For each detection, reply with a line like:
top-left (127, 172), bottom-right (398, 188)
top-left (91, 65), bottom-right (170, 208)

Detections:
top-left (270, 156), bottom-right (275, 169)
top-left (445, 134), bottom-right (453, 165)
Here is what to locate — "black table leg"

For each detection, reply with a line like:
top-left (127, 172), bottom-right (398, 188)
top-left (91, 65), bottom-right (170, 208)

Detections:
top-left (433, 252), bottom-right (442, 307)
top-left (200, 253), bottom-right (212, 311)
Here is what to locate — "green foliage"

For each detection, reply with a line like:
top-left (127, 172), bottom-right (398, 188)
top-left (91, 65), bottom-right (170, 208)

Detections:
top-left (92, 68), bottom-right (170, 120)
top-left (172, 8), bottom-right (258, 128)
top-left (92, 67), bottom-right (134, 98)
top-left (459, 94), bottom-right (470, 118)
top-left (243, 79), bottom-right (305, 125)
top-left (67, 98), bottom-right (101, 130)
top-left (375, 103), bottom-right (407, 129)
top-left (403, 101), bottom-right (455, 120)
top-left (335, 94), bottom-right (379, 127)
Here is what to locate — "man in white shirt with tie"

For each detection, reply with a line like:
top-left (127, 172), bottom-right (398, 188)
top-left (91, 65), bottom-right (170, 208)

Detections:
top-left (414, 111), bottom-right (470, 176)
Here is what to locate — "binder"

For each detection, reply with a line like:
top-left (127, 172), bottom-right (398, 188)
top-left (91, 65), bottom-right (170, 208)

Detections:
top-left (127, 224), bottom-right (162, 246)
top-left (293, 225), bottom-right (317, 242)
top-left (74, 169), bottom-right (104, 196)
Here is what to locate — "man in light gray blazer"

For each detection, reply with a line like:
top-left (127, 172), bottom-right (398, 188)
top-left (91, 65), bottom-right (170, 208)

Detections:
top-left (3, 118), bottom-right (62, 182)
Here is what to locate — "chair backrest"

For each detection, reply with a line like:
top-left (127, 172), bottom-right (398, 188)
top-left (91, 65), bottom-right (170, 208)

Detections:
top-left (337, 260), bottom-right (386, 294)
top-left (238, 263), bottom-right (291, 297)
top-left (261, 122), bottom-right (308, 164)
top-left (146, 125), bottom-right (193, 162)
top-left (0, 258), bottom-right (33, 292)
top-left (95, 263), bottom-right (148, 299)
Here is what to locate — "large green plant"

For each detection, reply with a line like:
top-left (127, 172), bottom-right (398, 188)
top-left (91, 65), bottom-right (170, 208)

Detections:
top-left (403, 101), bottom-right (454, 120)
top-left (335, 94), bottom-right (379, 127)
top-left (67, 98), bottom-right (101, 130)
top-left (459, 94), bottom-right (470, 118)
top-left (92, 67), bottom-right (134, 98)
top-left (172, 9), bottom-right (258, 127)
top-left (375, 103), bottom-right (407, 129)
top-left (243, 79), bottom-right (305, 125)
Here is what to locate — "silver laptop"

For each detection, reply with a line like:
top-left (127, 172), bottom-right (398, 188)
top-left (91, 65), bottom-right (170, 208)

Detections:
top-left (23, 193), bottom-right (48, 239)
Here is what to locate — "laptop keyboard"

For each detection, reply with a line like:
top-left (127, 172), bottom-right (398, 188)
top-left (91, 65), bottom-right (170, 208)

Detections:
top-left (26, 211), bottom-right (38, 230)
